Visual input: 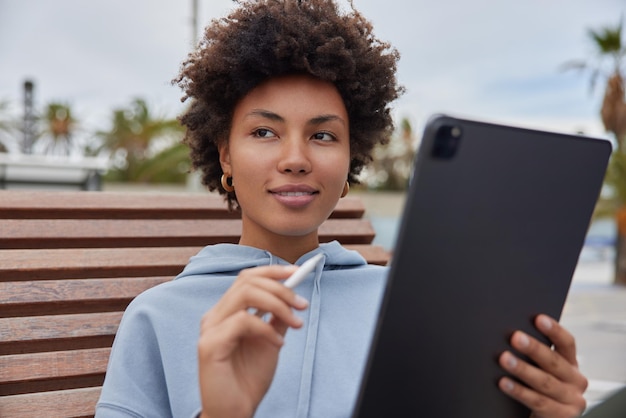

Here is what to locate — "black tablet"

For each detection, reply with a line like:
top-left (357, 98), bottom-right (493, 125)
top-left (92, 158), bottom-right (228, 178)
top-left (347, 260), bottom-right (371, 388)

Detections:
top-left (353, 115), bottom-right (611, 418)
top-left (583, 387), bottom-right (626, 417)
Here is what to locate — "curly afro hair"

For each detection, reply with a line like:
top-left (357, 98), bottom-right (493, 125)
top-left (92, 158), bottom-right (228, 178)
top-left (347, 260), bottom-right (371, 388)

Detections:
top-left (174, 0), bottom-right (403, 209)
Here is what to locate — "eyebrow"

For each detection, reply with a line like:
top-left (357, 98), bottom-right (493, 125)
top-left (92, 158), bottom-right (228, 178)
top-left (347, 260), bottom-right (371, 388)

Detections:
top-left (308, 114), bottom-right (346, 127)
top-left (247, 109), bottom-right (284, 122)
top-left (246, 109), bottom-right (346, 127)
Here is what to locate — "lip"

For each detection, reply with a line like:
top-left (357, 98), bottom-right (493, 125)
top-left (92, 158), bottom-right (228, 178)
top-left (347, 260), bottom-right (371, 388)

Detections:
top-left (269, 184), bottom-right (319, 208)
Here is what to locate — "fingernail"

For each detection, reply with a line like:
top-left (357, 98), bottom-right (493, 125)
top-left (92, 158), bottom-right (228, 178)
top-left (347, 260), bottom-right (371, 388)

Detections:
top-left (292, 315), bottom-right (303, 326)
top-left (502, 378), bottom-right (515, 392)
top-left (516, 332), bottom-right (530, 348)
top-left (538, 315), bottom-right (552, 331)
top-left (295, 295), bottom-right (309, 308)
top-left (505, 352), bottom-right (518, 370)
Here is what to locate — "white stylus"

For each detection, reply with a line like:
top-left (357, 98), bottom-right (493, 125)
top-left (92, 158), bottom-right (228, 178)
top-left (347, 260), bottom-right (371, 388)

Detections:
top-left (253, 253), bottom-right (324, 317)
top-left (283, 253), bottom-right (324, 289)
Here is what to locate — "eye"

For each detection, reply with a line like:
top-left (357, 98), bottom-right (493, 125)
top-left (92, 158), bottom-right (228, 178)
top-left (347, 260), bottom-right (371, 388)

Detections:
top-left (252, 128), bottom-right (277, 138)
top-left (311, 132), bottom-right (335, 142)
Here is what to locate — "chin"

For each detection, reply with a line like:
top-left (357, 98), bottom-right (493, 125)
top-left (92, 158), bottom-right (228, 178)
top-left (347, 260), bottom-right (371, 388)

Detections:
top-left (271, 221), bottom-right (322, 238)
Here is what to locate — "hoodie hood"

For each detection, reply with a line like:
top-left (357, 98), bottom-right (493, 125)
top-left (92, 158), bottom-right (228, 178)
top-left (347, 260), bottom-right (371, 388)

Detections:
top-left (175, 240), bottom-right (367, 280)
top-left (171, 241), bottom-right (384, 418)
top-left (99, 240), bottom-right (386, 418)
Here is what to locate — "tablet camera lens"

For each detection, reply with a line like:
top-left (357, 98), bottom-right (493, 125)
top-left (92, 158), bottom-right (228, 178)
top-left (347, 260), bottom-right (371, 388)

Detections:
top-left (432, 124), bottom-right (462, 159)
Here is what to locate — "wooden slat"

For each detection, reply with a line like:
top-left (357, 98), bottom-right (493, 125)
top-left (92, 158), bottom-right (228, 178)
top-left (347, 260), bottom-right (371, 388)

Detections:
top-left (0, 218), bottom-right (374, 249)
top-left (0, 247), bottom-right (199, 281)
top-left (0, 312), bottom-right (123, 355)
top-left (0, 244), bottom-right (386, 283)
top-left (331, 196), bottom-right (366, 218)
top-left (0, 190), bottom-right (365, 219)
top-left (345, 244), bottom-right (391, 266)
top-left (0, 190), bottom-right (236, 219)
top-left (0, 276), bottom-right (170, 309)
top-left (0, 348), bottom-right (110, 384)
top-left (0, 387), bottom-right (101, 418)
top-left (0, 219), bottom-right (241, 249)
top-left (0, 312), bottom-right (123, 344)
top-left (321, 219), bottom-right (375, 244)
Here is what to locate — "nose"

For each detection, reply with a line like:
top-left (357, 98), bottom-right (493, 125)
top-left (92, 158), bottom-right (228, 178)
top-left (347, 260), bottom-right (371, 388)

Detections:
top-left (277, 138), bottom-right (312, 174)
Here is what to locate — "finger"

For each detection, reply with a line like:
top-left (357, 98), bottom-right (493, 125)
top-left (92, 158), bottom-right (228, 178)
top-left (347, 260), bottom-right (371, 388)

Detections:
top-left (269, 315), bottom-right (290, 337)
top-left (238, 265), bottom-right (299, 282)
top-left (199, 311), bottom-right (285, 361)
top-left (238, 278), bottom-right (309, 311)
top-left (207, 284), bottom-right (306, 329)
top-left (499, 350), bottom-right (571, 404)
top-left (499, 347), bottom-right (588, 410)
top-left (509, 331), bottom-right (586, 388)
top-left (231, 266), bottom-right (302, 308)
top-left (253, 292), bottom-right (309, 319)
top-left (534, 315), bottom-right (578, 367)
top-left (248, 292), bottom-right (306, 329)
top-left (238, 278), bottom-right (308, 325)
top-left (498, 376), bottom-right (585, 418)
top-left (209, 272), bottom-right (305, 323)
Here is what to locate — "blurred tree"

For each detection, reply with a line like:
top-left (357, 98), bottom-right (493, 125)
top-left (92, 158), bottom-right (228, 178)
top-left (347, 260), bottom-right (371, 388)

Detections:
top-left (565, 18), bottom-right (626, 284)
top-left (0, 100), bottom-right (14, 153)
top-left (360, 117), bottom-right (416, 191)
top-left (35, 102), bottom-right (76, 155)
top-left (134, 142), bottom-right (191, 183)
top-left (97, 98), bottom-right (186, 182)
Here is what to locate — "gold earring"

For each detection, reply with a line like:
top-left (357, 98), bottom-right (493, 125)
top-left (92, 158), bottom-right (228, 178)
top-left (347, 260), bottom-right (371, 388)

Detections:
top-left (221, 174), bottom-right (235, 192)
top-left (341, 181), bottom-right (349, 198)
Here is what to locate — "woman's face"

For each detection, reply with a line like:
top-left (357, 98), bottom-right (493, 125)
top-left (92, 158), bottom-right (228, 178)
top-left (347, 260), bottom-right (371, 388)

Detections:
top-left (220, 74), bottom-right (350, 254)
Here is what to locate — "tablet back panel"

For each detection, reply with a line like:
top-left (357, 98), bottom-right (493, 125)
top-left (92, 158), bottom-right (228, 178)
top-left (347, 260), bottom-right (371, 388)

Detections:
top-left (353, 115), bottom-right (611, 418)
top-left (583, 387), bottom-right (626, 417)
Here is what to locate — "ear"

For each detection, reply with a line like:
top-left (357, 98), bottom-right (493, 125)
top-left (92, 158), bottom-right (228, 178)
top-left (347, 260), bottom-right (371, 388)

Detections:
top-left (218, 141), bottom-right (232, 174)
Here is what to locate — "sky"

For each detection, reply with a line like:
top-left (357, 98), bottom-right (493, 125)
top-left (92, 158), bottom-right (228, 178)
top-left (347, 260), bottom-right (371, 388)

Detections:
top-left (0, 0), bottom-right (624, 152)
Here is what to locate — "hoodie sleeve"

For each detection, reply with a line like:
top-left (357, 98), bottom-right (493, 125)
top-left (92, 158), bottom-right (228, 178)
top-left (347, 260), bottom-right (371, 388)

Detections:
top-left (96, 301), bottom-right (173, 418)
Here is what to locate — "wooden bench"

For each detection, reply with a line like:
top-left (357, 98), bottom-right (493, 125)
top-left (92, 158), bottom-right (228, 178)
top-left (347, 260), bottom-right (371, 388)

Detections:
top-left (0, 189), bottom-right (389, 418)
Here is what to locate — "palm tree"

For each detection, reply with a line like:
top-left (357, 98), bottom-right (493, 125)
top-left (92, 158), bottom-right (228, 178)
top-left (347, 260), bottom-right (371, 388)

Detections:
top-left (565, 18), bottom-right (626, 284)
top-left (134, 142), bottom-right (191, 183)
top-left (96, 98), bottom-right (184, 182)
top-left (361, 117), bottom-right (416, 191)
top-left (35, 102), bottom-right (76, 155)
top-left (0, 100), bottom-right (17, 153)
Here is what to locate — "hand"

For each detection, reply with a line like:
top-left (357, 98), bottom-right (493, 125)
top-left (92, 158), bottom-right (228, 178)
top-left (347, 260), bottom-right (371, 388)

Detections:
top-left (198, 265), bottom-right (309, 418)
top-left (498, 314), bottom-right (588, 418)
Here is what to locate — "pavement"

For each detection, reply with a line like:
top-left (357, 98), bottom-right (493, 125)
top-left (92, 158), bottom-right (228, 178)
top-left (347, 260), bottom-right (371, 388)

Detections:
top-left (356, 190), bottom-right (626, 410)
top-left (564, 265), bottom-right (626, 408)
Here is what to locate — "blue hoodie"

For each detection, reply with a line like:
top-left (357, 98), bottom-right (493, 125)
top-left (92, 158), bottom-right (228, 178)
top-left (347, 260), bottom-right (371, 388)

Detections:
top-left (96, 241), bottom-right (387, 418)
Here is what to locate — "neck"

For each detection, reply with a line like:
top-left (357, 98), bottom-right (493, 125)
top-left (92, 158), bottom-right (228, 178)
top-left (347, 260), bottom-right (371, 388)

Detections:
top-left (239, 231), bottom-right (319, 264)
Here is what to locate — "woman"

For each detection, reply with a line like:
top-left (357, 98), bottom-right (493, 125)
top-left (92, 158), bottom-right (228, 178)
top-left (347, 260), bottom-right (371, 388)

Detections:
top-left (96, 1), bottom-right (588, 417)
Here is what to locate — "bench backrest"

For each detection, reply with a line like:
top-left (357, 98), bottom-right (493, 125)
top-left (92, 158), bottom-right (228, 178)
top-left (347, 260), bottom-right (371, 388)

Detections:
top-left (0, 190), bottom-right (389, 418)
